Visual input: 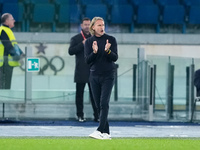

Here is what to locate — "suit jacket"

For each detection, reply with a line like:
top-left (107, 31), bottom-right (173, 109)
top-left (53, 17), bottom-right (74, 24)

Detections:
top-left (68, 31), bottom-right (91, 83)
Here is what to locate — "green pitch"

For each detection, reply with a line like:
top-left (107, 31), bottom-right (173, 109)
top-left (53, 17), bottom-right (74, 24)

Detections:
top-left (0, 137), bottom-right (200, 150)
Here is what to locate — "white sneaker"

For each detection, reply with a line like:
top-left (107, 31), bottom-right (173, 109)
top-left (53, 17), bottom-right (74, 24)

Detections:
top-left (103, 133), bottom-right (111, 140)
top-left (89, 131), bottom-right (103, 139)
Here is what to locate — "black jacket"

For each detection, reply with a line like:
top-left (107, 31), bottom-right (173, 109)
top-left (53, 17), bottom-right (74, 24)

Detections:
top-left (84, 34), bottom-right (118, 74)
top-left (68, 31), bottom-right (91, 83)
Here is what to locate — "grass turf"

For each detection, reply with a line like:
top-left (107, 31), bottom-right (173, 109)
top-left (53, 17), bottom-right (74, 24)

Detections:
top-left (0, 137), bottom-right (200, 150)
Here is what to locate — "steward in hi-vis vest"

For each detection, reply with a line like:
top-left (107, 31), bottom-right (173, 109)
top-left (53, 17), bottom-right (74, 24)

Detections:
top-left (0, 13), bottom-right (24, 89)
top-left (0, 25), bottom-right (22, 67)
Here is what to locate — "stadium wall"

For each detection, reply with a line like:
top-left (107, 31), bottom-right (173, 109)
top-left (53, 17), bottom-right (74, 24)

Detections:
top-left (1, 33), bottom-right (200, 121)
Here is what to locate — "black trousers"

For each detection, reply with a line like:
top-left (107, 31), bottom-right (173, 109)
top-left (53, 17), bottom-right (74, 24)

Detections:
top-left (0, 61), bottom-right (13, 89)
top-left (89, 71), bottom-right (115, 134)
top-left (76, 82), bottom-right (98, 119)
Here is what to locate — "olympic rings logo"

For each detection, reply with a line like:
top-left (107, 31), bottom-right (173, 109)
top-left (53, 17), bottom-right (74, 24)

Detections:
top-left (20, 55), bottom-right (65, 75)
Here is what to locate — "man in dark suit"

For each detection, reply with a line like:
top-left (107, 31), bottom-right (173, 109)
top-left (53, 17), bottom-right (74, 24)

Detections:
top-left (68, 18), bottom-right (98, 122)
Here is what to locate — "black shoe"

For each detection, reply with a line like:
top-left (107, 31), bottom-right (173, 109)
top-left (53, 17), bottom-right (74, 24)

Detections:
top-left (78, 117), bottom-right (86, 122)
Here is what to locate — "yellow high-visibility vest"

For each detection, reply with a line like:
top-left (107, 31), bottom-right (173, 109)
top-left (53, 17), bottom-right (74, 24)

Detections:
top-left (0, 25), bottom-right (20, 67)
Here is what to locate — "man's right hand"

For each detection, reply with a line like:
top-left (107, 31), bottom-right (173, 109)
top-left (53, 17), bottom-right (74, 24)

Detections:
top-left (92, 41), bottom-right (98, 54)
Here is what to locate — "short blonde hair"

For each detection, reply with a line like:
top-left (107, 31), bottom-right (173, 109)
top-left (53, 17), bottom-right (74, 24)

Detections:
top-left (89, 17), bottom-right (104, 35)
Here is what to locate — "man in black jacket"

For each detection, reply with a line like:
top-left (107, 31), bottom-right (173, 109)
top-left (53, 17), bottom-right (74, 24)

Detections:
top-left (68, 18), bottom-right (98, 122)
top-left (85, 17), bottom-right (118, 139)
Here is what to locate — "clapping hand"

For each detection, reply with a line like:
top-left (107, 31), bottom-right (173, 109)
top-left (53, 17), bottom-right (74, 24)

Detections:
top-left (92, 41), bottom-right (98, 53)
top-left (105, 39), bottom-right (111, 52)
